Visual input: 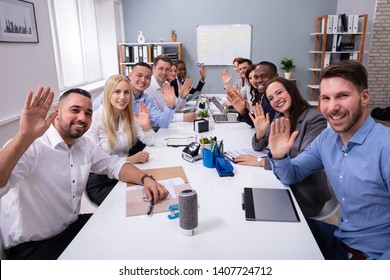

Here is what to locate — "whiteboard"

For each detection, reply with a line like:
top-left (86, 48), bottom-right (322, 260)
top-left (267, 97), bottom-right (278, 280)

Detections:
top-left (196, 24), bottom-right (251, 65)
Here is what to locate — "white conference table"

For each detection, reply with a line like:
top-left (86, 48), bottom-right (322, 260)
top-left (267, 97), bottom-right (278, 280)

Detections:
top-left (60, 113), bottom-right (323, 260)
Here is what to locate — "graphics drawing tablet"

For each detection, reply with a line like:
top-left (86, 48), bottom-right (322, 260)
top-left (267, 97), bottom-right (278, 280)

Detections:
top-left (243, 187), bottom-right (300, 222)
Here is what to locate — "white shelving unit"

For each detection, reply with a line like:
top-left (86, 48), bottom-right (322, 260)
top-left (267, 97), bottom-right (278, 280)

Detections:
top-left (308, 14), bottom-right (368, 103)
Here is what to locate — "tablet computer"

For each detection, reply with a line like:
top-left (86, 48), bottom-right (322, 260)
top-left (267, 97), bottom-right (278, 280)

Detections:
top-left (243, 187), bottom-right (300, 222)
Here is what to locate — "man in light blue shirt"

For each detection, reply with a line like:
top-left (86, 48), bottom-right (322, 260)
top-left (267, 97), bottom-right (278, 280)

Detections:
top-left (268, 60), bottom-right (390, 260)
top-left (129, 62), bottom-right (174, 128)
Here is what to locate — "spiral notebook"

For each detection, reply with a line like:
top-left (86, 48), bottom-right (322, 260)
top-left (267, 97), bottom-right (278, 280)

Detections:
top-left (243, 187), bottom-right (300, 222)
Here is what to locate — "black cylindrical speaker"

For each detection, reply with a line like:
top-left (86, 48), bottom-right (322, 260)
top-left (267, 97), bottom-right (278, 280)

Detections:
top-left (178, 189), bottom-right (198, 235)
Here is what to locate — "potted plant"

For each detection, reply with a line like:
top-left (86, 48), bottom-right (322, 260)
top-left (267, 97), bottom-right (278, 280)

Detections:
top-left (197, 109), bottom-right (209, 118)
top-left (170, 29), bottom-right (177, 42)
top-left (280, 57), bottom-right (296, 79)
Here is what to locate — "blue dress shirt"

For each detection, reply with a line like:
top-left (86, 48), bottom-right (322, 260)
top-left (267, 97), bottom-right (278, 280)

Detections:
top-left (132, 91), bottom-right (174, 128)
top-left (270, 116), bottom-right (390, 259)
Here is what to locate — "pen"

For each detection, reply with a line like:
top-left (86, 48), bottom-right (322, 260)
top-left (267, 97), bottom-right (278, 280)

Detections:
top-left (147, 194), bottom-right (155, 216)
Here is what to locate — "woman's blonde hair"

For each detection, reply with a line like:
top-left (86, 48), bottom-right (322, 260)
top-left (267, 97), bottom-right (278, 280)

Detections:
top-left (102, 75), bottom-right (136, 149)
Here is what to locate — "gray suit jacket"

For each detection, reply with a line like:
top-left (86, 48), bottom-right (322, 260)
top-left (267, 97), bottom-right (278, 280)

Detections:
top-left (252, 108), bottom-right (332, 217)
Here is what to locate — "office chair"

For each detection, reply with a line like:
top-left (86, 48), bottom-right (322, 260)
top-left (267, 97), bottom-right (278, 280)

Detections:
top-left (311, 186), bottom-right (340, 222)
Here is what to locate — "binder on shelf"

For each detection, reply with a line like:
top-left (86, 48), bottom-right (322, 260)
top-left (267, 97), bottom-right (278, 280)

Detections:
top-left (352, 14), bottom-right (359, 33)
top-left (324, 53), bottom-right (331, 67)
top-left (153, 45), bottom-right (158, 60)
top-left (331, 34), bottom-right (338, 52)
top-left (336, 14), bottom-right (344, 33)
top-left (324, 35), bottom-right (332, 51)
top-left (341, 13), bottom-right (347, 32)
top-left (332, 14), bottom-right (339, 34)
top-left (336, 35), bottom-right (342, 51)
top-left (157, 45), bottom-right (163, 56)
top-left (326, 15), bottom-right (333, 34)
top-left (347, 14), bottom-right (354, 33)
top-left (138, 46), bottom-right (143, 62)
top-left (142, 45), bottom-right (148, 63)
top-left (125, 46), bottom-right (130, 62)
top-left (133, 46), bottom-right (139, 63)
top-left (124, 65), bottom-right (133, 77)
top-left (322, 15), bottom-right (332, 34)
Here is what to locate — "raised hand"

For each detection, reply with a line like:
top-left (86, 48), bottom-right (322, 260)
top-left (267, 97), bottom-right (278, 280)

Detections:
top-left (268, 117), bottom-right (299, 160)
top-left (161, 81), bottom-right (176, 109)
top-left (134, 102), bottom-right (151, 131)
top-left (20, 86), bottom-right (58, 142)
top-left (178, 78), bottom-right (193, 100)
top-left (0, 86), bottom-right (58, 187)
top-left (226, 85), bottom-right (247, 115)
top-left (220, 69), bottom-right (232, 86)
top-left (249, 103), bottom-right (270, 141)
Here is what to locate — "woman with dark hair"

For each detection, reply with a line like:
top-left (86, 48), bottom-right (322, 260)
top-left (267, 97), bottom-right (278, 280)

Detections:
top-left (245, 64), bottom-right (259, 105)
top-left (234, 77), bottom-right (332, 217)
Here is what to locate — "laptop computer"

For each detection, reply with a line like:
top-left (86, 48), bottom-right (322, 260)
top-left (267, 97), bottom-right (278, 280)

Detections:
top-left (186, 83), bottom-right (212, 102)
top-left (207, 99), bottom-right (239, 123)
top-left (181, 97), bottom-right (200, 113)
top-left (209, 96), bottom-right (238, 113)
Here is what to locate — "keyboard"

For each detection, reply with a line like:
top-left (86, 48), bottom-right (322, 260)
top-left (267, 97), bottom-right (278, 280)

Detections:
top-left (210, 96), bottom-right (238, 113)
top-left (213, 114), bottom-right (229, 122)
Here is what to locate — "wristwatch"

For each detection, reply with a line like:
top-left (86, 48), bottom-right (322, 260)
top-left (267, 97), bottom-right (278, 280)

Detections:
top-left (141, 174), bottom-right (155, 185)
top-left (256, 157), bottom-right (262, 167)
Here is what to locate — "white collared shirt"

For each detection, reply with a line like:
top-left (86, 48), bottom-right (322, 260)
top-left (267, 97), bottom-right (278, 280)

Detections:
top-left (85, 107), bottom-right (155, 157)
top-left (0, 125), bottom-right (126, 248)
top-left (144, 76), bottom-right (186, 121)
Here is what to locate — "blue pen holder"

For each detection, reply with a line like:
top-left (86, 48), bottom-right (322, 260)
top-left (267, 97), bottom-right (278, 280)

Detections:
top-left (202, 148), bottom-right (215, 168)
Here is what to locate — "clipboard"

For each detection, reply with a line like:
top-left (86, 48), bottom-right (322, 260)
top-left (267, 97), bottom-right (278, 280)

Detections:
top-left (243, 187), bottom-right (300, 222)
top-left (126, 183), bottom-right (191, 217)
top-left (127, 166), bottom-right (189, 186)
top-left (126, 166), bottom-right (190, 217)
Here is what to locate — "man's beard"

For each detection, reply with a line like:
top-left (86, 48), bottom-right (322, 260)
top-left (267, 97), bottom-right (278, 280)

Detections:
top-left (57, 116), bottom-right (87, 140)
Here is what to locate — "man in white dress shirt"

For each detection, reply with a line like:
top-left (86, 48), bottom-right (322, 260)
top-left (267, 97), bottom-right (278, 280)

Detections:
top-left (144, 55), bottom-right (197, 122)
top-left (0, 86), bottom-right (168, 259)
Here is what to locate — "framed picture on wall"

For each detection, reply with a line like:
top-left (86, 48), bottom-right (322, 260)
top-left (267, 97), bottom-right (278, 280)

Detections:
top-left (0, 0), bottom-right (39, 43)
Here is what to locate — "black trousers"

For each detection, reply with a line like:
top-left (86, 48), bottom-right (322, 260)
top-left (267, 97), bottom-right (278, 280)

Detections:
top-left (5, 214), bottom-right (92, 260)
top-left (86, 173), bottom-right (118, 205)
top-left (87, 139), bottom-right (146, 205)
